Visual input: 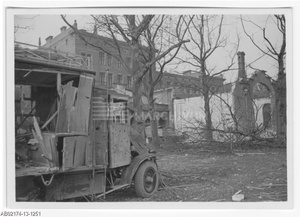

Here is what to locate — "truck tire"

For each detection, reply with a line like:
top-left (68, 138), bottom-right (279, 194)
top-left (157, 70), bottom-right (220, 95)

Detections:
top-left (134, 160), bottom-right (158, 198)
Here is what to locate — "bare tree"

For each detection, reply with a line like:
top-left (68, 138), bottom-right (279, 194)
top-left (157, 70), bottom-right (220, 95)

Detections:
top-left (139, 15), bottom-right (191, 147)
top-left (61, 15), bottom-right (190, 147)
top-left (241, 15), bottom-right (286, 143)
top-left (177, 15), bottom-right (239, 140)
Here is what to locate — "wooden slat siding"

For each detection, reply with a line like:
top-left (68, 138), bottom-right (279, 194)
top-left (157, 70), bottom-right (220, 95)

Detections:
top-left (94, 120), bottom-right (108, 166)
top-left (71, 75), bottom-right (93, 133)
top-left (109, 123), bottom-right (131, 168)
top-left (42, 133), bottom-right (58, 167)
top-left (86, 111), bottom-right (94, 167)
top-left (32, 117), bottom-right (53, 167)
top-left (91, 89), bottom-right (108, 166)
top-left (56, 82), bottom-right (77, 133)
top-left (62, 137), bottom-right (76, 170)
top-left (73, 136), bottom-right (86, 167)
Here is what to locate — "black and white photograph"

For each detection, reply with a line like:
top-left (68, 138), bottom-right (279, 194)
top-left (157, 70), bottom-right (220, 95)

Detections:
top-left (2, 1), bottom-right (298, 215)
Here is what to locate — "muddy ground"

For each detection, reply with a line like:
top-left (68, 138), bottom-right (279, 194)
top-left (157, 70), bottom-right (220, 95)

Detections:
top-left (99, 140), bottom-right (287, 202)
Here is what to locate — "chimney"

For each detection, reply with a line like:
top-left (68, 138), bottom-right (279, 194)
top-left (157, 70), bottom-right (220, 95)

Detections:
top-left (60, 26), bottom-right (67, 33)
top-left (38, 37), bottom-right (41, 47)
top-left (93, 25), bottom-right (98, 35)
top-left (45, 36), bottom-right (53, 44)
top-left (237, 51), bottom-right (247, 80)
top-left (73, 20), bottom-right (78, 29)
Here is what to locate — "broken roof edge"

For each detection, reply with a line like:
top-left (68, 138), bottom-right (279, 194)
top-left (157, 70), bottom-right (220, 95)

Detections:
top-left (15, 56), bottom-right (96, 76)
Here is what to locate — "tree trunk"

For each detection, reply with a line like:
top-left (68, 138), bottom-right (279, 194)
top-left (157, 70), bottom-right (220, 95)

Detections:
top-left (149, 87), bottom-right (160, 148)
top-left (275, 57), bottom-right (286, 145)
top-left (203, 87), bottom-right (213, 140)
top-left (201, 73), bottom-right (213, 140)
top-left (131, 37), bottom-right (145, 139)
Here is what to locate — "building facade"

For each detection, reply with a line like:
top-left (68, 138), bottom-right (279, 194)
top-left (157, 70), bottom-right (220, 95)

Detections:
top-left (42, 21), bottom-right (225, 99)
top-left (154, 70), bottom-right (225, 99)
top-left (42, 22), bottom-right (133, 91)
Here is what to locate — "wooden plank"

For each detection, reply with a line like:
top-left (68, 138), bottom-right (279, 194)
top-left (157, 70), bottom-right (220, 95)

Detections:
top-left (41, 110), bottom-right (58, 130)
top-left (16, 166), bottom-right (59, 177)
top-left (56, 81), bottom-right (77, 133)
top-left (42, 133), bottom-right (58, 167)
top-left (70, 75), bottom-right (93, 133)
top-left (94, 120), bottom-right (108, 166)
top-left (32, 117), bottom-right (53, 167)
top-left (109, 123), bottom-right (131, 168)
top-left (57, 72), bottom-right (62, 99)
top-left (86, 114), bottom-right (94, 167)
top-left (56, 132), bottom-right (88, 137)
top-left (73, 136), bottom-right (87, 167)
top-left (62, 137), bottom-right (76, 170)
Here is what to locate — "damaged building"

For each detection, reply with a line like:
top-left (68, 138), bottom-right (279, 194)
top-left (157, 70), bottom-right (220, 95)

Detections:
top-left (155, 51), bottom-right (277, 140)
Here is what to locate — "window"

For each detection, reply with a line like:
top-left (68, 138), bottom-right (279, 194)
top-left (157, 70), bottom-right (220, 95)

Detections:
top-left (81, 53), bottom-right (92, 69)
top-left (99, 52), bottom-right (105, 65)
top-left (99, 72), bottom-right (105, 85)
top-left (117, 60), bottom-right (122, 68)
top-left (127, 76), bottom-right (132, 88)
top-left (87, 54), bottom-right (92, 69)
top-left (125, 57), bottom-right (131, 66)
top-left (117, 75), bottom-right (123, 84)
top-left (106, 54), bottom-right (112, 66)
top-left (108, 73), bottom-right (113, 87)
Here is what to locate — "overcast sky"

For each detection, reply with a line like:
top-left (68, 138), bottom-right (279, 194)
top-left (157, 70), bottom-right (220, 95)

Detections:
top-left (14, 10), bottom-right (289, 83)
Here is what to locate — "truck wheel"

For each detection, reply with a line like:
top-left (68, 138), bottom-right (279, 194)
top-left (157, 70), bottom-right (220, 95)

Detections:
top-left (134, 160), bottom-right (158, 198)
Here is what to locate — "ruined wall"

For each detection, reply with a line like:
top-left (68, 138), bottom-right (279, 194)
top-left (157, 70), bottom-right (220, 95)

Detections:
top-left (173, 90), bottom-right (273, 139)
top-left (253, 97), bottom-right (271, 127)
top-left (232, 80), bottom-right (256, 133)
top-left (174, 92), bottom-right (234, 135)
top-left (249, 70), bottom-right (276, 131)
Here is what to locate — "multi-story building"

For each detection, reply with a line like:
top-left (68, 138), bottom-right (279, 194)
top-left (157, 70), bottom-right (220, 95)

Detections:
top-left (42, 22), bottom-right (133, 91)
top-left (42, 22), bottom-right (225, 98)
top-left (154, 70), bottom-right (225, 99)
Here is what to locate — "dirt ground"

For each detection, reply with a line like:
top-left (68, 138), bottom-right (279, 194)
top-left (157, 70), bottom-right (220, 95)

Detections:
top-left (97, 140), bottom-right (287, 202)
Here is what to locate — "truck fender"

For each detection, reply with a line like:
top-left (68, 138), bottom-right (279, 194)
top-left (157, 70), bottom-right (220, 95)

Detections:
top-left (119, 154), bottom-right (156, 186)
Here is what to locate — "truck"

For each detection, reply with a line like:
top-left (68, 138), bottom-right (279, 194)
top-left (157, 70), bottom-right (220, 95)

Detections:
top-left (14, 42), bottom-right (159, 201)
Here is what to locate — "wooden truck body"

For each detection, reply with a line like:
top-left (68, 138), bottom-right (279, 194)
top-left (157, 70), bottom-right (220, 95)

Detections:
top-left (15, 42), bottom-right (158, 201)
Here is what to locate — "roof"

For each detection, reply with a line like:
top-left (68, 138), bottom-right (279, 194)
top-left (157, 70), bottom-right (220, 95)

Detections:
top-left (15, 42), bottom-right (96, 87)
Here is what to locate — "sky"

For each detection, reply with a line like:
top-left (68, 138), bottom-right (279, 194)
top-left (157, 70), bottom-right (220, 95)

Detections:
top-left (13, 10), bottom-right (289, 83)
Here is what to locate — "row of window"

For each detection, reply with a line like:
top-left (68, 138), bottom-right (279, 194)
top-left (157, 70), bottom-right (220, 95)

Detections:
top-left (99, 52), bottom-right (131, 69)
top-left (98, 72), bottom-right (132, 88)
top-left (157, 80), bottom-right (218, 95)
top-left (80, 52), bottom-right (132, 70)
